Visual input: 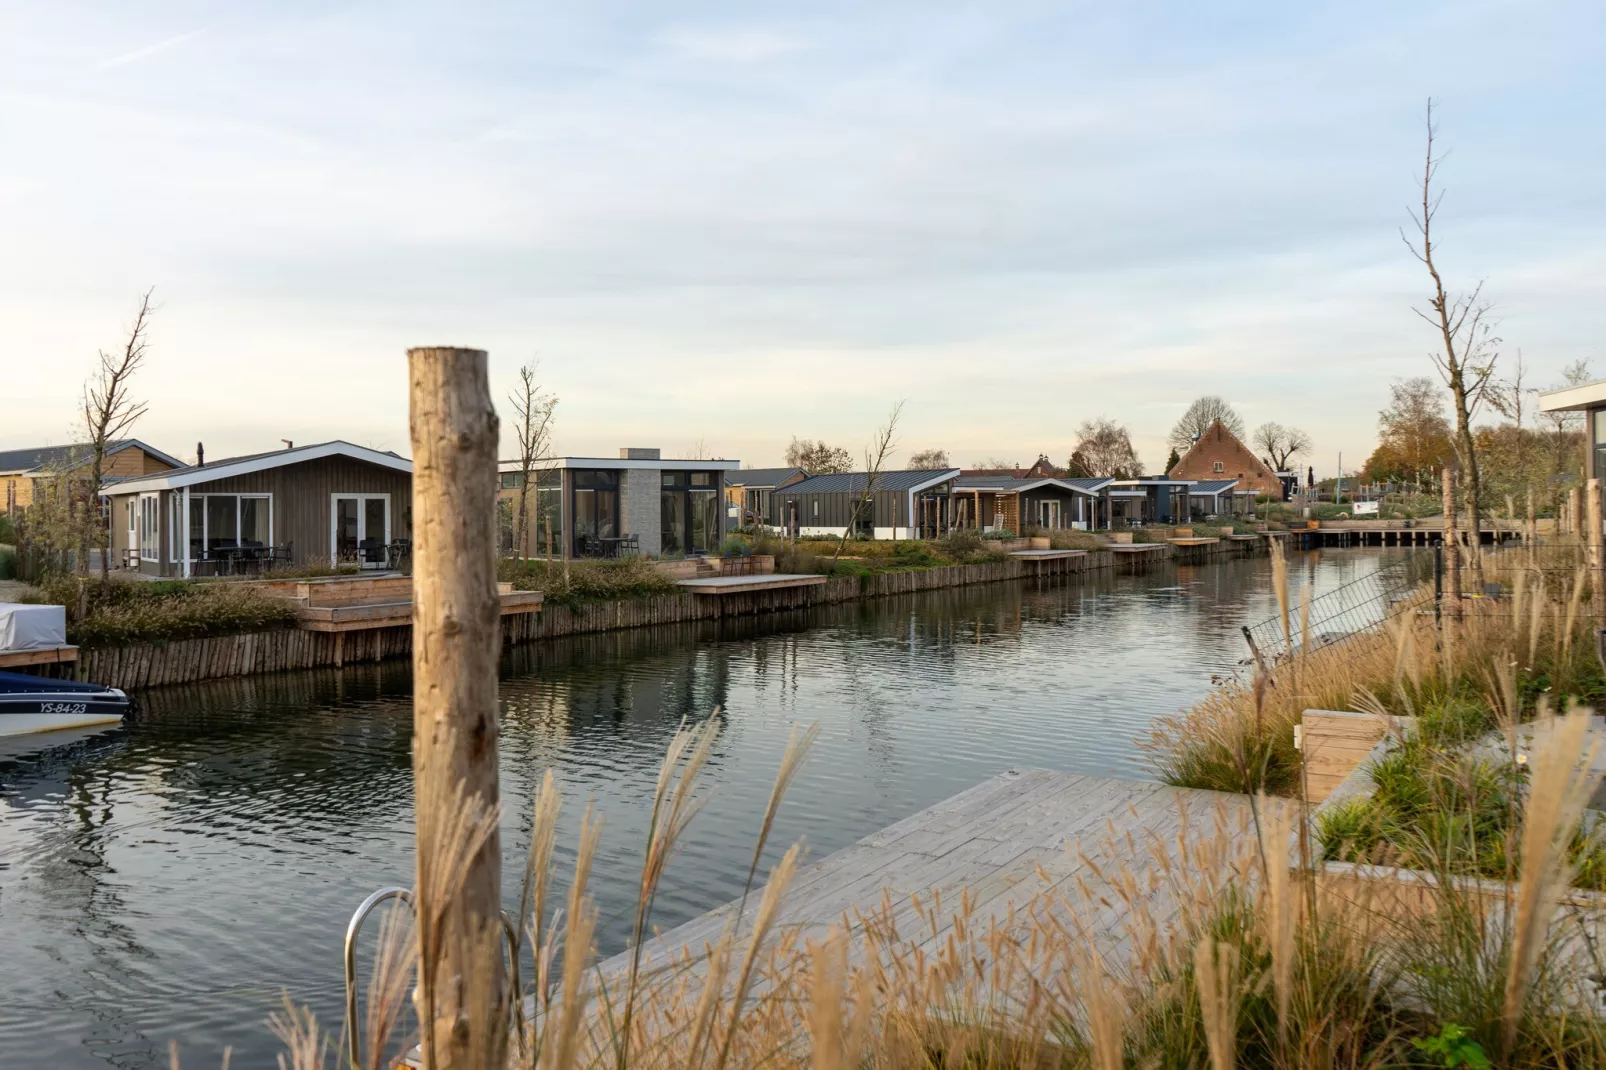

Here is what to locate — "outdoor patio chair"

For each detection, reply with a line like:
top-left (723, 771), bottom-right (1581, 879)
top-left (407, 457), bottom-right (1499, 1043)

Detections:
top-left (358, 539), bottom-right (388, 570)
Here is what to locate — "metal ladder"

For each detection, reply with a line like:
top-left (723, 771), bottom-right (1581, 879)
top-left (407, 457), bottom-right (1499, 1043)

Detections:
top-left (343, 887), bottom-right (523, 1069)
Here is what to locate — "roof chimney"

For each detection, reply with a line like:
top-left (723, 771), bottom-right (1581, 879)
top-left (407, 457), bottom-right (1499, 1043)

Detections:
top-left (196, 442), bottom-right (205, 467)
top-left (282, 439), bottom-right (294, 450)
top-left (620, 447), bottom-right (661, 460)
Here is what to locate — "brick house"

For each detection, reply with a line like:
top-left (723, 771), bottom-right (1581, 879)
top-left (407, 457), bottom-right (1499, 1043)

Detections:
top-left (1168, 419), bottom-right (1283, 498)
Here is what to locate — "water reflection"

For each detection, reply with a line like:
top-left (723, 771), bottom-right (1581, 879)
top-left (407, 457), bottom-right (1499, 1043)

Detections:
top-left (0, 549), bottom-right (1394, 1069)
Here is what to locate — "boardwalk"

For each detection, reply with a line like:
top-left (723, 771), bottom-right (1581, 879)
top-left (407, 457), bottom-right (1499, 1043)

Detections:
top-left (593, 771), bottom-right (1256, 989)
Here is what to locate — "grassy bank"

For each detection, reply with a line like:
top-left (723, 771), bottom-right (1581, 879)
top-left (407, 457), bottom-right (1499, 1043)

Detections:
top-left (499, 556), bottom-right (680, 607)
top-left (1145, 542), bottom-right (1606, 796)
top-left (23, 574), bottom-right (298, 647)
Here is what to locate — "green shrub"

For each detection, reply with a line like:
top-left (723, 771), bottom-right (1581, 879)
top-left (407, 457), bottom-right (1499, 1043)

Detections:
top-left (23, 574), bottom-right (298, 647)
top-left (719, 534), bottom-right (751, 557)
top-left (499, 556), bottom-right (678, 607)
top-left (0, 545), bottom-right (15, 581)
top-left (0, 513), bottom-right (15, 543)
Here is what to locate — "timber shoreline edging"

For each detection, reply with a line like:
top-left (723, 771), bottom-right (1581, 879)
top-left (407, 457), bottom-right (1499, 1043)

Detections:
top-left (67, 536), bottom-right (1267, 690)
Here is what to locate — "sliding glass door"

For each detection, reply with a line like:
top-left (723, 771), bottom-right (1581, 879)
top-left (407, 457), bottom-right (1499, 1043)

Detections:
top-left (661, 472), bottom-right (720, 555)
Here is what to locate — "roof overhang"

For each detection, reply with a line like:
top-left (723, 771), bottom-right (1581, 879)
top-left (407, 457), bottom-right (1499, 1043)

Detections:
top-left (500, 457), bottom-right (741, 473)
top-left (1538, 380), bottom-right (1606, 413)
top-left (1112, 479), bottom-right (1194, 488)
top-left (908, 469), bottom-right (962, 494)
top-left (106, 441), bottom-right (412, 494)
top-left (956, 477), bottom-right (1099, 497)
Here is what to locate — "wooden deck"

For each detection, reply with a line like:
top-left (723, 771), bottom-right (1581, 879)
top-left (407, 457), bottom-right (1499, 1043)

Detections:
top-left (1009, 548), bottom-right (1088, 560)
top-left (1107, 543), bottom-right (1167, 553)
top-left (583, 771), bottom-right (1255, 998)
top-left (1168, 537), bottom-right (1221, 547)
top-left (295, 590), bottom-right (544, 632)
top-left (0, 644), bottom-right (79, 669)
top-left (677, 574), bottom-right (829, 595)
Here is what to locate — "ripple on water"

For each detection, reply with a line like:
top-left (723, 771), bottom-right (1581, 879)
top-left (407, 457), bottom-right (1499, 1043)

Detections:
top-left (0, 549), bottom-right (1398, 1069)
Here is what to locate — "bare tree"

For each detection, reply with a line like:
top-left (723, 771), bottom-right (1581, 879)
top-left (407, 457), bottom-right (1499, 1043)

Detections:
top-left (1535, 358), bottom-right (1591, 514)
top-left (508, 361), bottom-right (557, 558)
top-left (84, 289), bottom-right (154, 589)
top-left (784, 437), bottom-right (852, 474)
top-left (1072, 417), bottom-right (1143, 479)
top-left (908, 447), bottom-right (949, 470)
top-left (835, 401), bottom-right (904, 561)
top-left (1252, 422), bottom-right (1312, 470)
top-left (1168, 396), bottom-right (1245, 454)
top-left (1404, 99), bottom-right (1499, 538)
top-left (684, 437), bottom-right (709, 461)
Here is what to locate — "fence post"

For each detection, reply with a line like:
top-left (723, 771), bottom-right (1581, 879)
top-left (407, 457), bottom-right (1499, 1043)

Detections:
top-left (408, 345), bottom-right (505, 1070)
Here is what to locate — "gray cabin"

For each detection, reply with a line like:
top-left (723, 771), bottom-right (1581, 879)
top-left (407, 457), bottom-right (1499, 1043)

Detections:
top-left (773, 469), bottom-right (961, 540)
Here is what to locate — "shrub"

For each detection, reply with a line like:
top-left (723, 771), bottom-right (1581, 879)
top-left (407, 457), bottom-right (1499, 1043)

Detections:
top-left (0, 545), bottom-right (15, 581)
top-left (0, 513), bottom-right (15, 543)
top-left (22, 574), bottom-right (298, 647)
top-left (499, 556), bottom-right (679, 607)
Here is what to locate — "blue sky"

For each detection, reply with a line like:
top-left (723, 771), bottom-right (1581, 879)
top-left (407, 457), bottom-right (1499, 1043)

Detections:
top-left (3, 1), bottom-right (1602, 474)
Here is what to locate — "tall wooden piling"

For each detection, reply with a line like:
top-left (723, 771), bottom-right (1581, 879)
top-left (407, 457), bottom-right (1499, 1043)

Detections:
top-left (1442, 467), bottom-right (1462, 607)
top-left (1590, 479), bottom-right (1605, 616)
top-left (408, 346), bottom-right (505, 1069)
top-left (1570, 486), bottom-right (1583, 538)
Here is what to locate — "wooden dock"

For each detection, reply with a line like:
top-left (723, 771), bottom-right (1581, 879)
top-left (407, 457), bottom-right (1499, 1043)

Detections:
top-left (587, 771), bottom-right (1255, 992)
top-left (677, 574), bottom-right (830, 596)
top-left (0, 644), bottom-right (78, 670)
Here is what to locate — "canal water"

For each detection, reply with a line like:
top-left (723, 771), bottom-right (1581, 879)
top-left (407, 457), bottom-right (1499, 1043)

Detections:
top-left (0, 548), bottom-right (1394, 1069)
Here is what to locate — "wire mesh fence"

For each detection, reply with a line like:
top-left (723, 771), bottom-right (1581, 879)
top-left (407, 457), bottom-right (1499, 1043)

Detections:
top-left (1242, 548), bottom-right (1441, 667)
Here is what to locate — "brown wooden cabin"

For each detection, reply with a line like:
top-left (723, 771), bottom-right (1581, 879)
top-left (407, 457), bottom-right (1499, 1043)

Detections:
top-left (104, 441), bottom-right (412, 577)
top-left (0, 439), bottom-right (182, 514)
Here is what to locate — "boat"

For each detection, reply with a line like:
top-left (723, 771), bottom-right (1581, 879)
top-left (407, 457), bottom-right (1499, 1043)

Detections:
top-left (0, 671), bottom-right (129, 737)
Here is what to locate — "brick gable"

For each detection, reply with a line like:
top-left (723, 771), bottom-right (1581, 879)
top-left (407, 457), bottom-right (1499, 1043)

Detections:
top-left (1168, 419), bottom-right (1282, 497)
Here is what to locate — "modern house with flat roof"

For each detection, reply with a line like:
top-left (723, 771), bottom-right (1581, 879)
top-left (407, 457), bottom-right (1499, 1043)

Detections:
top-left (1186, 478), bottom-right (1245, 519)
top-left (773, 469), bottom-right (960, 539)
top-left (724, 467), bottom-right (808, 528)
top-left (1110, 477), bottom-right (1194, 526)
top-left (497, 448), bottom-right (741, 558)
top-left (1, 439), bottom-right (183, 514)
top-left (104, 440), bottom-right (413, 577)
top-left (952, 475), bottom-right (1110, 532)
top-left (1540, 379), bottom-right (1606, 483)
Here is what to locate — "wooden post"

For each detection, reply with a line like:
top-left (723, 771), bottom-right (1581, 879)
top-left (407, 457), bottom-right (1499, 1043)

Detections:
top-left (1525, 487), bottom-right (1536, 553)
top-left (1589, 479), bottom-right (1605, 616)
top-left (408, 346), bottom-right (505, 1070)
top-left (1442, 467), bottom-right (1462, 607)
top-left (1570, 485), bottom-right (1582, 538)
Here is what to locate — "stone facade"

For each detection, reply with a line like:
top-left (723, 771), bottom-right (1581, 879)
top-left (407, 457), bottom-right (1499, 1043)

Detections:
top-left (620, 468), bottom-right (662, 557)
top-left (1168, 419), bottom-right (1282, 497)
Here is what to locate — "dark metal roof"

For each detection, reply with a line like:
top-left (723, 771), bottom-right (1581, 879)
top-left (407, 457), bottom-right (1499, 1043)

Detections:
top-left (146, 439), bottom-right (406, 480)
top-left (954, 476), bottom-right (1102, 496)
top-left (0, 439), bottom-right (182, 474)
top-left (725, 467), bottom-right (806, 488)
top-left (1189, 479), bottom-right (1239, 495)
top-left (778, 469), bottom-right (960, 495)
top-left (1062, 477), bottom-right (1114, 492)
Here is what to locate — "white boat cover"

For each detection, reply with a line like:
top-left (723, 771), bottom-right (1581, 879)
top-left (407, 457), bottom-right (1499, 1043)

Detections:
top-left (0, 603), bottom-right (67, 651)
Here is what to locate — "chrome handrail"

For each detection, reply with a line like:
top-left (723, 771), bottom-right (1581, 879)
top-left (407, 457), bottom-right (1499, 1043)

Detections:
top-left (343, 887), bottom-right (523, 1069)
top-left (344, 886), bottom-right (414, 1069)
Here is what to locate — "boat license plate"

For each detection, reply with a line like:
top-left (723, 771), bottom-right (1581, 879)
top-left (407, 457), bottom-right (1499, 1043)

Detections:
top-left (40, 702), bottom-right (88, 716)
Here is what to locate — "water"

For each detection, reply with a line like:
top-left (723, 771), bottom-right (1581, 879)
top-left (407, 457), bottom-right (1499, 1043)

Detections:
top-left (0, 548), bottom-right (1395, 1069)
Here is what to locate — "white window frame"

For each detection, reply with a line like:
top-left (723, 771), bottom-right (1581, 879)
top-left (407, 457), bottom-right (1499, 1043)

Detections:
top-left (1212, 461), bottom-right (1225, 473)
top-left (330, 493), bottom-right (391, 562)
top-left (126, 497), bottom-right (137, 559)
top-left (138, 493), bottom-right (160, 562)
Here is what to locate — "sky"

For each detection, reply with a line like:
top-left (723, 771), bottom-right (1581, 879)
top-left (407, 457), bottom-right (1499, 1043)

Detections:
top-left (2, 1), bottom-right (1603, 476)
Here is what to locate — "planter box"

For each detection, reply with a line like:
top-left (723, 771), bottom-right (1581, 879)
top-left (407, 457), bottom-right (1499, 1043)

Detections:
top-left (1106, 532), bottom-right (1134, 544)
top-left (1027, 537), bottom-right (1050, 550)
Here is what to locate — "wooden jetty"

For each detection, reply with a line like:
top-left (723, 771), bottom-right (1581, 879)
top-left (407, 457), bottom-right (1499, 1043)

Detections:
top-left (0, 644), bottom-right (78, 670)
top-left (678, 574), bottom-right (829, 595)
top-left (582, 771), bottom-right (1254, 995)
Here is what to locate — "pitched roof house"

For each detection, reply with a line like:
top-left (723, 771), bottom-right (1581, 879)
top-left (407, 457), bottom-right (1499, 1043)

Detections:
top-left (0, 439), bottom-right (183, 513)
top-left (1167, 419), bottom-right (1283, 498)
top-left (104, 440), bottom-right (412, 576)
top-left (773, 469), bottom-right (960, 539)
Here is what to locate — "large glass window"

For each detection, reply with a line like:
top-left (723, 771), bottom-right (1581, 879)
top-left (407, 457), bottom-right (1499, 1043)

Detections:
top-left (1594, 410), bottom-right (1606, 481)
top-left (661, 471), bottom-right (720, 554)
top-left (572, 471), bottom-right (619, 554)
top-left (207, 496), bottom-right (238, 551)
top-left (139, 494), bottom-right (160, 561)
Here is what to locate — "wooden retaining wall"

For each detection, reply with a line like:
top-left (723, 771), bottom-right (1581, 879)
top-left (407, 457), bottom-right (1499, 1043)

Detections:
top-left (54, 541), bottom-right (1261, 691)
